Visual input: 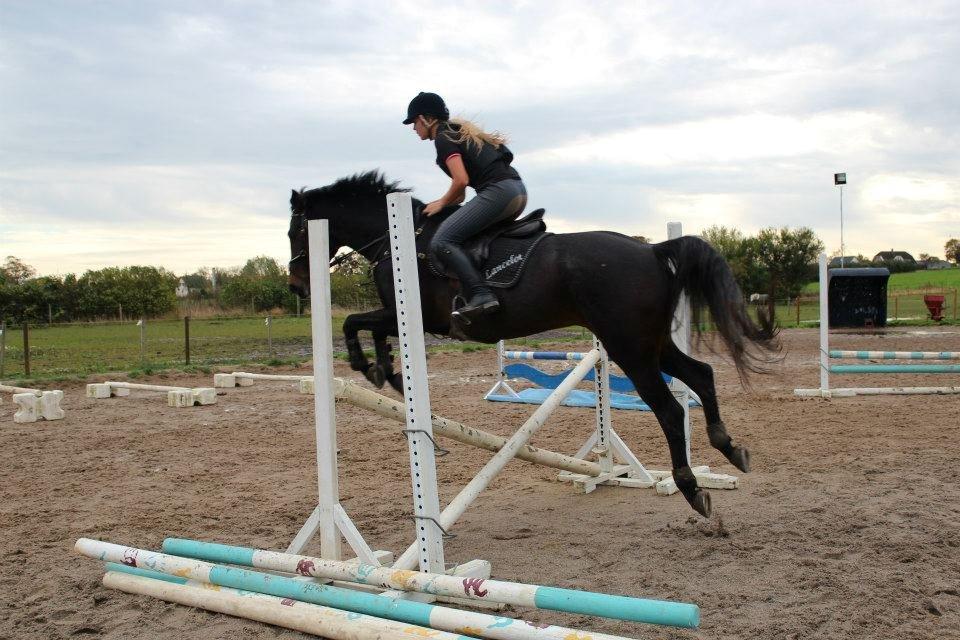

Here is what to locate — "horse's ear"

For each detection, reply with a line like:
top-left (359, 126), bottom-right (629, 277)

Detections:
top-left (290, 189), bottom-right (301, 208)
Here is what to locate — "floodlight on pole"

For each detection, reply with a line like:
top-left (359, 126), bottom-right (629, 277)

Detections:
top-left (834, 173), bottom-right (846, 268)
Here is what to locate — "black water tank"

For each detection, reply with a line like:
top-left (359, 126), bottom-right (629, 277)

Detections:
top-left (828, 267), bottom-right (890, 328)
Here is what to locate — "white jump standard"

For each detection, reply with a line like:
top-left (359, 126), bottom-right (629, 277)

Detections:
top-left (74, 203), bottom-right (701, 639)
top-left (86, 381), bottom-right (217, 407)
top-left (0, 384), bottom-right (65, 423)
top-left (287, 201), bottom-right (701, 632)
top-left (795, 253), bottom-right (960, 398)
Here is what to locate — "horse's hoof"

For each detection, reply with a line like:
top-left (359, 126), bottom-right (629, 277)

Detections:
top-left (687, 490), bottom-right (712, 518)
top-left (364, 366), bottom-right (385, 389)
top-left (729, 445), bottom-right (751, 473)
top-left (387, 373), bottom-right (404, 394)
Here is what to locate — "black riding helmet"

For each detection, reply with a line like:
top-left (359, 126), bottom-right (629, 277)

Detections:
top-left (403, 92), bottom-right (449, 124)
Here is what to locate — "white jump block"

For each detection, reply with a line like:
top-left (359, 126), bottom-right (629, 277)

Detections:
top-left (213, 374), bottom-right (237, 388)
top-left (299, 379), bottom-right (314, 394)
top-left (167, 388), bottom-right (217, 407)
top-left (12, 391), bottom-right (65, 423)
top-left (86, 384), bottom-right (130, 399)
top-left (652, 465), bottom-right (740, 496)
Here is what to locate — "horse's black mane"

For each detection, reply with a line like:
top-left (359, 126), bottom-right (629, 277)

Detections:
top-left (301, 171), bottom-right (409, 207)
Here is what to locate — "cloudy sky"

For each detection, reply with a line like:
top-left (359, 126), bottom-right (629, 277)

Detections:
top-left (2, 0), bottom-right (958, 276)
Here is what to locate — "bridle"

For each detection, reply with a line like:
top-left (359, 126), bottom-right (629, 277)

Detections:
top-left (288, 210), bottom-right (391, 272)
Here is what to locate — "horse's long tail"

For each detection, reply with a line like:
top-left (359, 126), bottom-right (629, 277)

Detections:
top-left (652, 236), bottom-right (781, 379)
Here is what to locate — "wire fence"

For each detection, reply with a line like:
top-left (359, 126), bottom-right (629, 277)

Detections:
top-left (1, 289), bottom-right (956, 380)
top-left (775, 288), bottom-right (959, 327)
top-left (0, 315), bottom-right (326, 380)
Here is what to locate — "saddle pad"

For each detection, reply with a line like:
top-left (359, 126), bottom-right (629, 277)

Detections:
top-left (481, 233), bottom-right (551, 288)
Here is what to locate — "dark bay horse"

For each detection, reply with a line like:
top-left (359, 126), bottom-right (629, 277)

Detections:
top-left (288, 171), bottom-right (779, 517)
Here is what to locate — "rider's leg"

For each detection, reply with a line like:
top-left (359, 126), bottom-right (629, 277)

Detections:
top-left (431, 179), bottom-right (526, 319)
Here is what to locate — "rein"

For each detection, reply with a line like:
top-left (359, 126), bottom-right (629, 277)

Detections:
top-left (329, 234), bottom-right (390, 269)
top-left (290, 204), bottom-right (425, 272)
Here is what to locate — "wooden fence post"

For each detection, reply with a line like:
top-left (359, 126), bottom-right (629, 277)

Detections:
top-left (23, 322), bottom-right (30, 377)
top-left (184, 317), bottom-right (191, 365)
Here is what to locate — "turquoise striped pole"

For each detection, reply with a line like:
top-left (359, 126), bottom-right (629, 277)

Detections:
top-left (830, 364), bottom-right (960, 374)
top-left (76, 539), bottom-right (660, 639)
top-left (829, 350), bottom-right (960, 360)
top-left (162, 537), bottom-right (700, 628)
top-left (100, 564), bottom-right (468, 640)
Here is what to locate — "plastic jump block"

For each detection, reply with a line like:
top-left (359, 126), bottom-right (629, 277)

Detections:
top-left (8, 391), bottom-right (65, 423)
top-left (829, 350), bottom-right (960, 360)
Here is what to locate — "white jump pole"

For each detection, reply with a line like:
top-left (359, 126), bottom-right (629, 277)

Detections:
top-left (214, 372), bottom-right (309, 388)
top-left (818, 253), bottom-right (830, 395)
top-left (287, 219), bottom-right (378, 564)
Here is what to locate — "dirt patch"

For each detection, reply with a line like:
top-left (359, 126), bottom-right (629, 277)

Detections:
top-left (2, 327), bottom-right (958, 639)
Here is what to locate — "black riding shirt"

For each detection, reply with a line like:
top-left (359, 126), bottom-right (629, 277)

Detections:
top-left (434, 122), bottom-right (520, 190)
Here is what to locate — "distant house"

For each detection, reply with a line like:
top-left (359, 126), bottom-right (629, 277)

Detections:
top-left (828, 256), bottom-right (863, 268)
top-left (925, 259), bottom-right (954, 270)
top-left (872, 250), bottom-right (916, 264)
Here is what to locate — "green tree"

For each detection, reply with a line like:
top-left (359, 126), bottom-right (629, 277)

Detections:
top-left (753, 227), bottom-right (824, 321)
top-left (945, 239), bottom-right (960, 264)
top-left (77, 266), bottom-right (177, 318)
top-left (218, 257), bottom-right (298, 312)
top-left (240, 256), bottom-right (286, 280)
top-left (1, 256), bottom-right (36, 284)
top-left (701, 226), bottom-right (767, 296)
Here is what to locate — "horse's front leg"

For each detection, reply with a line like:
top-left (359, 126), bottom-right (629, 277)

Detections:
top-left (371, 331), bottom-right (406, 393)
top-left (342, 308), bottom-right (398, 389)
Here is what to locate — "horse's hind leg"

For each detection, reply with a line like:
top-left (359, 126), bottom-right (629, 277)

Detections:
top-left (613, 354), bottom-right (712, 518)
top-left (659, 341), bottom-right (751, 473)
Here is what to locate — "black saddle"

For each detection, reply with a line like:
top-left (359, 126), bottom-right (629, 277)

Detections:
top-left (467, 208), bottom-right (546, 263)
top-left (417, 207), bottom-right (551, 289)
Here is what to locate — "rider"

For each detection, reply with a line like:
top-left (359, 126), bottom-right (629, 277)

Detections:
top-left (404, 91), bottom-right (527, 321)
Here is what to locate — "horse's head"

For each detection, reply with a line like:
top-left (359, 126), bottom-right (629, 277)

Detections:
top-left (287, 171), bottom-right (408, 298)
top-left (287, 188), bottom-right (322, 298)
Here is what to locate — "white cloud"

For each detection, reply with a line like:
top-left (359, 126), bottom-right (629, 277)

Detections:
top-left (1, 0), bottom-right (958, 275)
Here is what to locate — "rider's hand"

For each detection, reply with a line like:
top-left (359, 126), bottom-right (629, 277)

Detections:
top-left (423, 200), bottom-right (444, 216)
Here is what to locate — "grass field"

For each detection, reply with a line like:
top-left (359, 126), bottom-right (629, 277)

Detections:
top-left (3, 270), bottom-right (958, 382)
top-left (802, 267), bottom-right (960, 293)
top-left (0, 315), bottom-right (328, 381)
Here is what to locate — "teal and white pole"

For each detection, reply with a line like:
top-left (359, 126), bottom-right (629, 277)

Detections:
top-left (77, 539), bottom-right (671, 639)
top-left (163, 537), bottom-right (700, 628)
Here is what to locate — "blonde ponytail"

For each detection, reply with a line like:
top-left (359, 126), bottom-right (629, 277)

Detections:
top-left (444, 117), bottom-right (509, 150)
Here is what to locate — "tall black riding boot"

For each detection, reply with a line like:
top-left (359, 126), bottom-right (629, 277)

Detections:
top-left (436, 244), bottom-right (500, 321)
